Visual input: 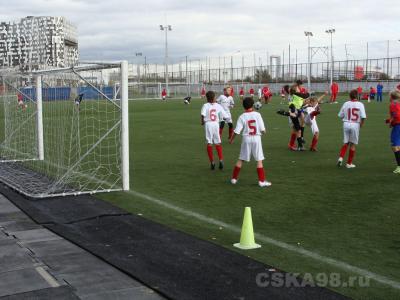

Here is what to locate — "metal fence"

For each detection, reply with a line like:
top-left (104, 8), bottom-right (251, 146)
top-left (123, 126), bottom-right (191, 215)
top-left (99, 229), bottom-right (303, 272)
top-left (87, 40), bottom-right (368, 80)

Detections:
top-left (126, 57), bottom-right (400, 99)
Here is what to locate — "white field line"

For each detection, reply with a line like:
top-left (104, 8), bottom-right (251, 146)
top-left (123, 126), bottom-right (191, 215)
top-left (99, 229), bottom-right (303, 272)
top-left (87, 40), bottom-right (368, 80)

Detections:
top-left (128, 189), bottom-right (400, 290)
top-left (35, 266), bottom-right (60, 288)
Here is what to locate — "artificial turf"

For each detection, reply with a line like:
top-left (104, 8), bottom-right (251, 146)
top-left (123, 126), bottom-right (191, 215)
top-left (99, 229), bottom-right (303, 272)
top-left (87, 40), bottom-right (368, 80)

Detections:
top-left (99, 94), bottom-right (400, 300)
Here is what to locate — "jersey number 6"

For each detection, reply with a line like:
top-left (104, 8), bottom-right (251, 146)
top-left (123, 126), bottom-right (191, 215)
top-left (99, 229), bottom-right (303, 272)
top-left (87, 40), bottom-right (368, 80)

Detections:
top-left (210, 109), bottom-right (217, 121)
top-left (247, 120), bottom-right (256, 135)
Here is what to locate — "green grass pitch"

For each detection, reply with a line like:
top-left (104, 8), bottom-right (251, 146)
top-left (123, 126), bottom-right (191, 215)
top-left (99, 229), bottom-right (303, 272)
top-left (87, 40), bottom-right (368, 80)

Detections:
top-left (99, 95), bottom-right (399, 300)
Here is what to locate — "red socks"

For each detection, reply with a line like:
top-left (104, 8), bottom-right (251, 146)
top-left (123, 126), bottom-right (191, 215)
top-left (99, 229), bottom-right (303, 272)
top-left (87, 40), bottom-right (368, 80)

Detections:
top-left (311, 136), bottom-right (318, 150)
top-left (289, 133), bottom-right (297, 148)
top-left (232, 166), bottom-right (241, 180)
top-left (207, 145), bottom-right (213, 162)
top-left (208, 144), bottom-right (223, 162)
top-left (215, 145), bottom-right (223, 160)
top-left (347, 149), bottom-right (355, 165)
top-left (257, 168), bottom-right (265, 182)
top-left (339, 144), bottom-right (348, 158)
top-left (228, 127), bottom-right (234, 140)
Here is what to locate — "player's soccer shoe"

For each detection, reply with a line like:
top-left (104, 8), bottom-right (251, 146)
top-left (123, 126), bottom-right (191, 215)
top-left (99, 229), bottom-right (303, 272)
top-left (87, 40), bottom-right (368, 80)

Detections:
top-left (297, 147), bottom-right (305, 151)
top-left (337, 157), bottom-right (343, 167)
top-left (288, 145), bottom-right (297, 151)
top-left (259, 181), bottom-right (272, 187)
top-left (310, 148), bottom-right (318, 152)
top-left (393, 166), bottom-right (400, 174)
top-left (210, 162), bottom-right (216, 170)
top-left (231, 179), bottom-right (237, 185)
top-left (346, 163), bottom-right (356, 169)
top-left (219, 161), bottom-right (224, 170)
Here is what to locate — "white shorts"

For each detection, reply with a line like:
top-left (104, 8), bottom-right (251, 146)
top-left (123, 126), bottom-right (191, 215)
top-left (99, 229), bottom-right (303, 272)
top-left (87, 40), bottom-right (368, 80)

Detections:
top-left (221, 111), bottom-right (232, 124)
top-left (343, 122), bottom-right (360, 145)
top-left (305, 116), bottom-right (319, 135)
top-left (239, 135), bottom-right (264, 162)
top-left (205, 122), bottom-right (221, 145)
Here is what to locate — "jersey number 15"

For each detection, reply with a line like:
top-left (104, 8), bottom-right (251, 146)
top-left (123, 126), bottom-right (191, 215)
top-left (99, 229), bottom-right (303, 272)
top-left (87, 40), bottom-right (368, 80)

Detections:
top-left (347, 108), bottom-right (360, 122)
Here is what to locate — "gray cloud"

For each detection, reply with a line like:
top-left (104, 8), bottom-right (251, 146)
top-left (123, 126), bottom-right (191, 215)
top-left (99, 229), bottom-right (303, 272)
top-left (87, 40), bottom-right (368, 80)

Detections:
top-left (1, 0), bottom-right (400, 64)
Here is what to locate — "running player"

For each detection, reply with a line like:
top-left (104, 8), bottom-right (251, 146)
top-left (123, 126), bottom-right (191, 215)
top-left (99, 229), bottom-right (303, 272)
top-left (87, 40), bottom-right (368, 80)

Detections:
top-left (229, 97), bottom-right (271, 187)
top-left (337, 89), bottom-right (367, 168)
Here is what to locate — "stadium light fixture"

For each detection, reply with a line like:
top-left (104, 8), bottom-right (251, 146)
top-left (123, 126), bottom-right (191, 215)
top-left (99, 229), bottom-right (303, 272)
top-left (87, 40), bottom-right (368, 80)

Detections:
top-left (160, 24), bottom-right (172, 96)
top-left (304, 31), bottom-right (313, 89)
top-left (325, 28), bottom-right (335, 87)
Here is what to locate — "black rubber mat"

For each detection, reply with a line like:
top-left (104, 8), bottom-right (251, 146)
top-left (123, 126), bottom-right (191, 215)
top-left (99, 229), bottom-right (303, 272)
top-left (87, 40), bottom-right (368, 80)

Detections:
top-left (0, 184), bottom-right (350, 300)
top-left (0, 286), bottom-right (80, 300)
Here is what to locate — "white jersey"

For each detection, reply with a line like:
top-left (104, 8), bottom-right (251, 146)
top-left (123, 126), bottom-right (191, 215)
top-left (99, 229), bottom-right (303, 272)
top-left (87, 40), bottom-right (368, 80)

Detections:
top-left (217, 95), bottom-right (234, 113)
top-left (234, 111), bottom-right (265, 136)
top-left (201, 102), bottom-right (227, 123)
top-left (235, 110), bottom-right (266, 162)
top-left (258, 88), bottom-right (262, 99)
top-left (304, 106), bottom-right (319, 135)
top-left (338, 100), bottom-right (366, 124)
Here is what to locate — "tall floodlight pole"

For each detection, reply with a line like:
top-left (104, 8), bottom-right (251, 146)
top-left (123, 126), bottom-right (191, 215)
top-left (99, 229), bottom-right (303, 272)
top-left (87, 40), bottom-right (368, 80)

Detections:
top-left (160, 24), bottom-right (172, 96)
top-left (304, 31), bottom-right (313, 90)
top-left (135, 52), bottom-right (142, 83)
top-left (325, 28), bottom-right (335, 87)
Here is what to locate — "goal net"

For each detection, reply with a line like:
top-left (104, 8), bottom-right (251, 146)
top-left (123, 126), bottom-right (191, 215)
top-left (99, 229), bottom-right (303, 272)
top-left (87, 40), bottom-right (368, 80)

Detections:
top-left (0, 62), bottom-right (129, 198)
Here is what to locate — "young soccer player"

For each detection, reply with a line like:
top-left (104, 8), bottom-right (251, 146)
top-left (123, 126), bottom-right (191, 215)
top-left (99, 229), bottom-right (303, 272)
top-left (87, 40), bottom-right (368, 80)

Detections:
top-left (217, 87), bottom-right (235, 140)
top-left (337, 89), bottom-right (367, 168)
top-left (239, 87), bottom-right (244, 100)
top-left (74, 93), bottom-right (84, 111)
top-left (161, 88), bottom-right (167, 101)
top-left (200, 86), bottom-right (206, 99)
top-left (17, 92), bottom-right (27, 110)
top-left (201, 91), bottom-right (228, 170)
top-left (377, 82), bottom-right (383, 102)
top-left (386, 90), bottom-right (400, 174)
top-left (286, 85), bottom-right (309, 150)
top-left (262, 85), bottom-right (272, 103)
top-left (304, 92), bottom-right (328, 151)
top-left (249, 87), bottom-right (255, 98)
top-left (229, 97), bottom-right (271, 187)
top-left (330, 82), bottom-right (339, 103)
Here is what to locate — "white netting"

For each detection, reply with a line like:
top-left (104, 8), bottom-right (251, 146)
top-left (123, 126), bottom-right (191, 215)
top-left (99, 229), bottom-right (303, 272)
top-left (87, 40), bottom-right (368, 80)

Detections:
top-left (0, 75), bottom-right (38, 162)
top-left (0, 64), bottom-right (126, 198)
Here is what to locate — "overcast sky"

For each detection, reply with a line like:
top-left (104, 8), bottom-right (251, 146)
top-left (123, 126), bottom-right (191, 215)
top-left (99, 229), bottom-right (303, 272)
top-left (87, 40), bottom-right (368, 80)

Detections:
top-left (2, 0), bottom-right (400, 65)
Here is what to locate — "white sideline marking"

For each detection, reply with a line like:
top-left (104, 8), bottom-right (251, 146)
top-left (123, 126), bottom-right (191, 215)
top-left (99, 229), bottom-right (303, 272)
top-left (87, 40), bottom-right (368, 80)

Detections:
top-left (35, 266), bottom-right (60, 288)
top-left (128, 189), bottom-right (400, 290)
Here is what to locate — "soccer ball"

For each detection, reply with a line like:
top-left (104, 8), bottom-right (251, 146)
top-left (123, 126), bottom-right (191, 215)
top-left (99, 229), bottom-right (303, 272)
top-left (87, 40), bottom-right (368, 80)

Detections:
top-left (254, 101), bottom-right (262, 110)
top-left (184, 99), bottom-right (190, 104)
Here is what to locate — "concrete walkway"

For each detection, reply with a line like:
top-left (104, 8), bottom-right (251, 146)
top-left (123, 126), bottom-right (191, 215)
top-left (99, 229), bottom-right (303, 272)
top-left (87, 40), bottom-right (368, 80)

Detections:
top-left (0, 194), bottom-right (164, 300)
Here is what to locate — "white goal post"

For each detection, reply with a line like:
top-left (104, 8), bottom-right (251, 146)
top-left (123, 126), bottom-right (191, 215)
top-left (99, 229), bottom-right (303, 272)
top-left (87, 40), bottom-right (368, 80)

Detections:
top-left (0, 61), bottom-right (129, 198)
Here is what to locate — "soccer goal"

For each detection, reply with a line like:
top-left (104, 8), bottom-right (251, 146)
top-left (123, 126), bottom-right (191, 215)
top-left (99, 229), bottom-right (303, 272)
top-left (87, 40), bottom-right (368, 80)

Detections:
top-left (0, 61), bottom-right (129, 198)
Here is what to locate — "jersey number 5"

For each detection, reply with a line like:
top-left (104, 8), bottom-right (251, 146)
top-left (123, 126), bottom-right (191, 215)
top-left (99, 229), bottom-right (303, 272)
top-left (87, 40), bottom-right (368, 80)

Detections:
top-left (347, 108), bottom-right (360, 122)
top-left (210, 109), bottom-right (217, 121)
top-left (247, 120), bottom-right (256, 135)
